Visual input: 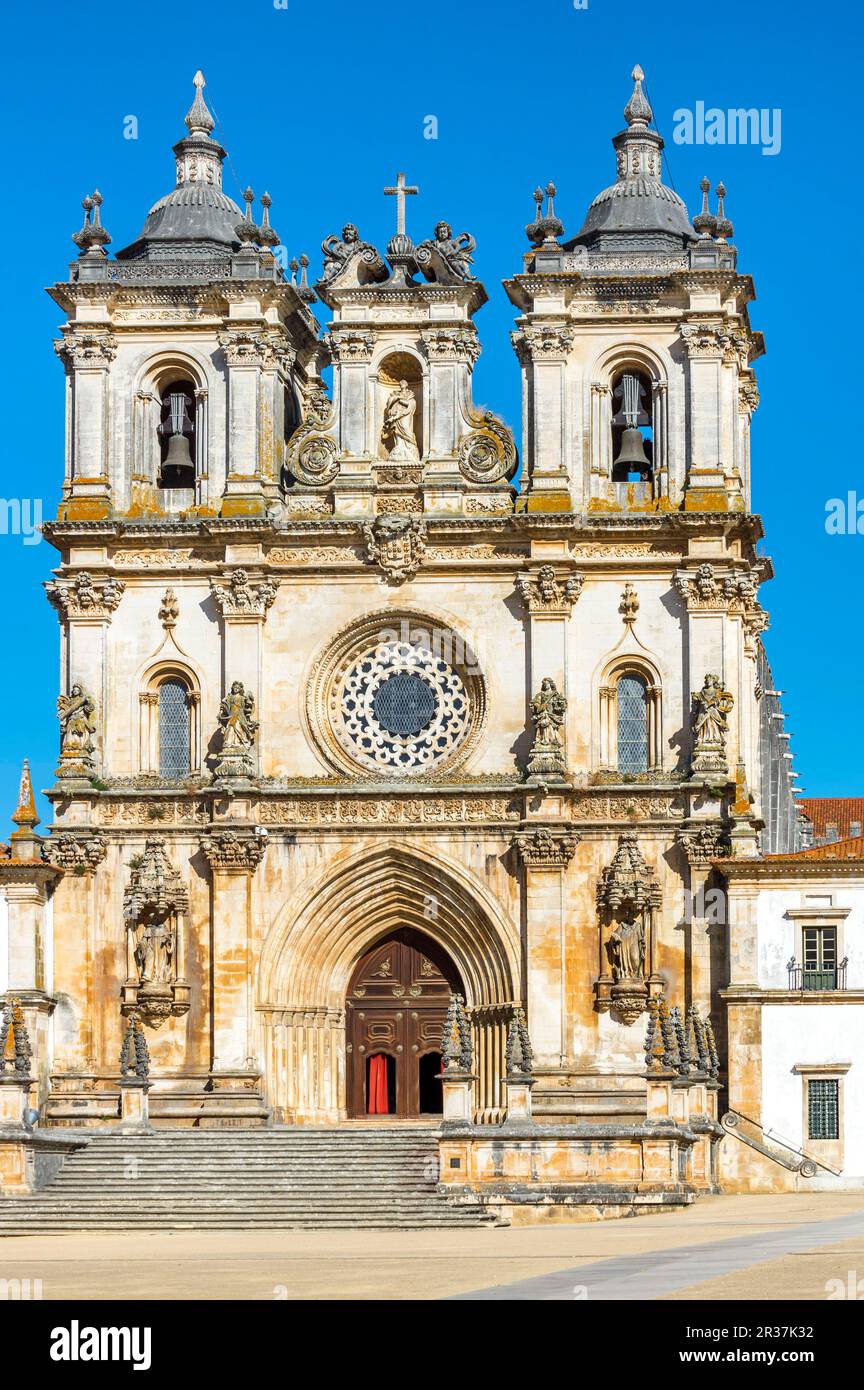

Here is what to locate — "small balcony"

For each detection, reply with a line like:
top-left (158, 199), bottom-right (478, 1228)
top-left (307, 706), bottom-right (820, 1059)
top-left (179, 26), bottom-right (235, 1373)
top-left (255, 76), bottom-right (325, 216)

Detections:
top-left (786, 957), bottom-right (848, 992)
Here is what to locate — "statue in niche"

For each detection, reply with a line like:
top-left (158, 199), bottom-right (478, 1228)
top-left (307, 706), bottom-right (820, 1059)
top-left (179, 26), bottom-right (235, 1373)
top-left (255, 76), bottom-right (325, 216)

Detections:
top-left (135, 919), bottom-right (176, 987)
top-left (381, 381), bottom-right (420, 462)
top-left (56, 683), bottom-right (97, 773)
top-left (691, 672), bottom-right (734, 776)
top-left (415, 221), bottom-right (477, 283)
top-left (607, 914), bottom-right (645, 983)
top-left (215, 681), bottom-right (258, 778)
top-left (526, 677), bottom-right (567, 780)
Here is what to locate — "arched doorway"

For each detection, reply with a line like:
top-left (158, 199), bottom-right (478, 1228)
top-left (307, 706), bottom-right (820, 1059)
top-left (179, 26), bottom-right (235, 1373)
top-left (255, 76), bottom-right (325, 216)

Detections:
top-left (346, 928), bottom-right (462, 1118)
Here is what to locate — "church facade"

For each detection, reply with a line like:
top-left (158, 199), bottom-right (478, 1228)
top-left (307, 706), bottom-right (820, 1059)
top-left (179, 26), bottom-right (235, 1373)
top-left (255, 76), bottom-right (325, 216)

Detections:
top-left (1, 66), bottom-right (859, 1206)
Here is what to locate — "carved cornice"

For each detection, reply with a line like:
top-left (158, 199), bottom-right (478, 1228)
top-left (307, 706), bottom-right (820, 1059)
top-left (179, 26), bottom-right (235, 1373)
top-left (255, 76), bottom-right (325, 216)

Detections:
top-left (513, 826), bottom-right (580, 868)
top-left (675, 824), bottom-right (731, 868)
top-left (217, 329), bottom-right (293, 371)
top-left (326, 330), bottom-right (375, 363)
top-left (516, 565), bottom-right (584, 616)
top-left (199, 828), bottom-right (268, 872)
top-left (45, 571), bottom-right (125, 620)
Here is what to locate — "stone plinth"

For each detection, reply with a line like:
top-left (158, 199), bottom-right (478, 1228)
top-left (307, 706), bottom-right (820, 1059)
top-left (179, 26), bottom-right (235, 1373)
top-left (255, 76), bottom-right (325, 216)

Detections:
top-left (119, 1078), bottom-right (150, 1131)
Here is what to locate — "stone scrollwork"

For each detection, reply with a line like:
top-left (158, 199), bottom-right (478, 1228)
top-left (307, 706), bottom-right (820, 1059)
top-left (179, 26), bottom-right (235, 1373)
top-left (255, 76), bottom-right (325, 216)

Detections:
top-left (595, 832), bottom-right (662, 1025)
top-left (283, 384), bottom-right (339, 488)
top-left (457, 411), bottom-right (517, 485)
top-left (122, 836), bottom-right (190, 1024)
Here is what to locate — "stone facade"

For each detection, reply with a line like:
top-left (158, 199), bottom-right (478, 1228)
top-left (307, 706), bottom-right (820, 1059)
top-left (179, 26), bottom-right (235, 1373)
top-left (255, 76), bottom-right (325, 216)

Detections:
top-left (2, 68), bottom-right (846, 1209)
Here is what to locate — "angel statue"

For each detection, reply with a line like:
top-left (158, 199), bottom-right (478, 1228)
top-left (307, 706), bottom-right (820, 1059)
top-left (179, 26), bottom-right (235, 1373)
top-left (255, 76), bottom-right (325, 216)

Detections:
top-left (381, 381), bottom-right (420, 462)
top-left (56, 683), bottom-right (97, 776)
top-left (526, 677), bottom-right (568, 780)
top-left (215, 681), bottom-right (258, 778)
top-left (319, 223), bottom-right (386, 286)
top-left (415, 221), bottom-right (477, 283)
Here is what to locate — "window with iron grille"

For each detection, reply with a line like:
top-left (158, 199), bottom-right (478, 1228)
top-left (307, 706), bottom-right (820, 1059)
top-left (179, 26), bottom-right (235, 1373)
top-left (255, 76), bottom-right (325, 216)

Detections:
top-left (808, 1078), bottom-right (839, 1140)
top-left (159, 679), bottom-right (190, 776)
top-left (617, 674), bottom-right (648, 773)
top-left (803, 926), bottom-right (837, 990)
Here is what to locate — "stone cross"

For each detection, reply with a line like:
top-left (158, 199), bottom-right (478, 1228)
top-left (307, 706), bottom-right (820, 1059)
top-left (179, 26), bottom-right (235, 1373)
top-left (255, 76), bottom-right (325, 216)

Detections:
top-left (384, 171), bottom-right (418, 237)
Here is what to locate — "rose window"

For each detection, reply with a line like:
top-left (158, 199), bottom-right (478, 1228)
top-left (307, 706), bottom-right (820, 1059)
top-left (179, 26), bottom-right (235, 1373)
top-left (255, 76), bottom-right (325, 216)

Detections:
top-left (335, 640), bottom-right (471, 774)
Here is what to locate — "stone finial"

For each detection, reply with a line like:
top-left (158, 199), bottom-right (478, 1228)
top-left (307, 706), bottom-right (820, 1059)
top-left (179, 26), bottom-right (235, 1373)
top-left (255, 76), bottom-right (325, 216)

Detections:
top-left (0, 998), bottom-right (32, 1077)
top-left (120, 1013), bottom-right (151, 1079)
top-left (505, 1008), bottom-right (533, 1078)
top-left (11, 760), bottom-right (38, 835)
top-left (71, 191), bottom-right (112, 257)
top-left (619, 582), bottom-right (640, 624)
top-left (185, 69), bottom-right (216, 137)
top-left (714, 182), bottom-right (734, 241)
top-left (236, 187), bottom-right (261, 246)
top-left (441, 993), bottom-right (472, 1072)
top-left (692, 176), bottom-right (717, 238)
top-left (159, 588), bottom-right (179, 631)
top-left (525, 181), bottom-right (564, 247)
top-left (258, 192), bottom-right (280, 250)
top-left (624, 63), bottom-right (653, 128)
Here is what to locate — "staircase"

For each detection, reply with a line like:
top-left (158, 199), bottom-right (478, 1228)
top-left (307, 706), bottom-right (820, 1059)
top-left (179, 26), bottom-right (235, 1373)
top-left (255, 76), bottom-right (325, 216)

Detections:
top-left (0, 1127), bottom-right (498, 1232)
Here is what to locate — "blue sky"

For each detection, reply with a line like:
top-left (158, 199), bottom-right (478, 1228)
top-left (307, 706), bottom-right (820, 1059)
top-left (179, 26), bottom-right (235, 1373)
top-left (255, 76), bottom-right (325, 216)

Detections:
top-left (0, 0), bottom-right (857, 823)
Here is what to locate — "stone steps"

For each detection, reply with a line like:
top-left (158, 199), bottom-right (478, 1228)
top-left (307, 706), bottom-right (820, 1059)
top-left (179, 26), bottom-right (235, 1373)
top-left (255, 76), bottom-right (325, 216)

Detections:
top-left (0, 1128), bottom-right (497, 1232)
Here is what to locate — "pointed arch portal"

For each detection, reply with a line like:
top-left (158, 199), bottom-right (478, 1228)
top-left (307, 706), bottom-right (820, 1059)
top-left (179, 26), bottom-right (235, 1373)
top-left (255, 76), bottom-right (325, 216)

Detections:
top-left (257, 842), bottom-right (519, 1123)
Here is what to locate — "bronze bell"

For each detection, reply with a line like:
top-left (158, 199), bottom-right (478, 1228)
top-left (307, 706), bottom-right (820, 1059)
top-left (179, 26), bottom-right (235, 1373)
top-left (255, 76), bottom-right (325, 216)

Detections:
top-left (163, 430), bottom-right (194, 471)
top-left (613, 426), bottom-right (651, 476)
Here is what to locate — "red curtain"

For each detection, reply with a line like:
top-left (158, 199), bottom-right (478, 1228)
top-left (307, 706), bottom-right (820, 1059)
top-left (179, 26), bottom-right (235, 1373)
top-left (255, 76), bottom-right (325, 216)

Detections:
top-left (367, 1054), bottom-right (389, 1114)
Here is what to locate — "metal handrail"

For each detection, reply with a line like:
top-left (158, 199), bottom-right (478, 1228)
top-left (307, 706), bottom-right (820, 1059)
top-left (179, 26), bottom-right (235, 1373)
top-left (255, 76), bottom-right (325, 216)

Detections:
top-left (786, 957), bottom-right (848, 991)
top-left (722, 1109), bottom-right (842, 1176)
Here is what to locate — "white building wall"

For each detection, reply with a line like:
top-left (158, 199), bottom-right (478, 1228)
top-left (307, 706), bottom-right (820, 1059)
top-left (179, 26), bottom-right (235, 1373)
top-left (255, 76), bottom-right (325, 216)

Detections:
top-left (757, 886), bottom-right (864, 989)
top-left (762, 1003), bottom-right (864, 1176)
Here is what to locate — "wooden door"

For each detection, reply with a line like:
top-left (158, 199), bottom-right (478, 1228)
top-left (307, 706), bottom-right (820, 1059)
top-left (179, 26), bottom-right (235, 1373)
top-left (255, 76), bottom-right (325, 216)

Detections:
top-left (346, 930), bottom-right (462, 1117)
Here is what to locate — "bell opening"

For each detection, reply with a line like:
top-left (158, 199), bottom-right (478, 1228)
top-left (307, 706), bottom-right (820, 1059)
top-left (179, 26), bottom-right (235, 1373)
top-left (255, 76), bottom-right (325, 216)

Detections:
top-left (158, 381), bottom-right (196, 490)
top-left (611, 370), bottom-right (654, 483)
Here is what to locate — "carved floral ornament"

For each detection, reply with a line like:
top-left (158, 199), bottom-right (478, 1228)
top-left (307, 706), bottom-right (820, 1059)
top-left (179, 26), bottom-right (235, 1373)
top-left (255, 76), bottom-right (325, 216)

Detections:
top-left (511, 325), bottom-right (574, 363)
top-left (421, 327), bottom-right (481, 364)
top-left (675, 823), bottom-right (731, 867)
top-left (325, 331), bottom-right (375, 363)
top-left (199, 827), bottom-right (268, 871)
top-left (210, 569), bottom-right (277, 619)
top-left (45, 571), bottom-right (126, 620)
top-left (54, 332), bottom-right (118, 369)
top-left (513, 826), bottom-right (581, 869)
top-left (675, 564), bottom-right (769, 652)
top-left (217, 328), bottom-right (294, 371)
top-left (43, 832), bottom-right (108, 873)
top-left (517, 566), bottom-right (584, 616)
top-left (679, 322), bottom-right (751, 365)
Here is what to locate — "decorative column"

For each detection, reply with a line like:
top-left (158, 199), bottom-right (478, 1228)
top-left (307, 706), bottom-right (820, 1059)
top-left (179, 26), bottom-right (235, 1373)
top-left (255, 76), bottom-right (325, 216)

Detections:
top-left (502, 1008), bottom-right (536, 1132)
top-left (675, 825), bottom-right (731, 1013)
top-left (45, 570), bottom-right (125, 784)
top-left (513, 327), bottom-right (574, 511)
top-left (328, 331), bottom-right (375, 461)
top-left (517, 561), bottom-right (584, 772)
top-left (118, 1013), bottom-right (151, 1132)
top-left (439, 993), bottom-right (476, 1131)
top-left (54, 331), bottom-right (117, 521)
top-left (513, 827), bottom-right (580, 1066)
top-left (218, 329), bottom-right (281, 517)
top-left (43, 829), bottom-right (107, 1077)
top-left (200, 829), bottom-right (268, 1087)
top-left (210, 568), bottom-right (277, 779)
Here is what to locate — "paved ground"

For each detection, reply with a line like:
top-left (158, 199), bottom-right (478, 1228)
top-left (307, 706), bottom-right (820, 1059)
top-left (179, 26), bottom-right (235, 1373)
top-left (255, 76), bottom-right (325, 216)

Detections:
top-left (1, 1194), bottom-right (863, 1300)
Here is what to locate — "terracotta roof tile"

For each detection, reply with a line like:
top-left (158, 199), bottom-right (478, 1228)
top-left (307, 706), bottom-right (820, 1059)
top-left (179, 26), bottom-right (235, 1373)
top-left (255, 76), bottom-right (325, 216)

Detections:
top-left (796, 798), bottom-right (864, 843)
top-left (767, 834), bottom-right (864, 862)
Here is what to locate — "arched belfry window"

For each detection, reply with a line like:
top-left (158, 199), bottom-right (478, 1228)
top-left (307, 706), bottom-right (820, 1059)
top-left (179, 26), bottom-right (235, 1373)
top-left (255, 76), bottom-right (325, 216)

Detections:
top-left (611, 370), bottom-right (653, 483)
top-left (158, 381), bottom-right (196, 490)
top-left (617, 674), bottom-right (649, 773)
top-left (158, 678), bottom-right (191, 776)
top-left (599, 665), bottom-right (663, 773)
